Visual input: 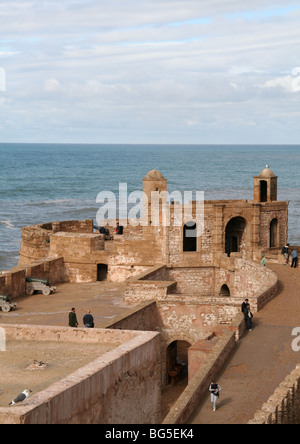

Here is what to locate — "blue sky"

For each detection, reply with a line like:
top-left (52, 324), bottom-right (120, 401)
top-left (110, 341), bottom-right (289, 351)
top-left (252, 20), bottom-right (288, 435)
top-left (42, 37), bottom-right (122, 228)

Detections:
top-left (0, 0), bottom-right (300, 144)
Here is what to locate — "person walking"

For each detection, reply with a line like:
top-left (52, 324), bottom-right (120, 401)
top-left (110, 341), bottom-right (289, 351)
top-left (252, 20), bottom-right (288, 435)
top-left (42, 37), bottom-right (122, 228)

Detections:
top-left (241, 298), bottom-right (249, 313)
top-left (209, 380), bottom-right (222, 411)
top-left (282, 244), bottom-right (289, 265)
top-left (68, 307), bottom-right (78, 328)
top-left (291, 249), bottom-right (298, 268)
top-left (243, 303), bottom-right (253, 331)
top-left (83, 310), bottom-right (94, 328)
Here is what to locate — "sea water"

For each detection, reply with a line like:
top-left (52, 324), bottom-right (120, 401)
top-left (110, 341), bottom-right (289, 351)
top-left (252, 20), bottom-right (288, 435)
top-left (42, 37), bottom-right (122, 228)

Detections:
top-left (0, 143), bottom-right (299, 271)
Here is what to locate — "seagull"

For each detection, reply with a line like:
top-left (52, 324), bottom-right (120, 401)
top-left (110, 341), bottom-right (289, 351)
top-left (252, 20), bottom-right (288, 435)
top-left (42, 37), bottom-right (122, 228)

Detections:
top-left (9, 389), bottom-right (32, 406)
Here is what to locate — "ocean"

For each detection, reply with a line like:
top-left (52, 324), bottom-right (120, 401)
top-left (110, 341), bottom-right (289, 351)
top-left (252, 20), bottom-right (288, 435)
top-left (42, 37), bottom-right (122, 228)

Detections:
top-left (0, 143), bottom-right (299, 271)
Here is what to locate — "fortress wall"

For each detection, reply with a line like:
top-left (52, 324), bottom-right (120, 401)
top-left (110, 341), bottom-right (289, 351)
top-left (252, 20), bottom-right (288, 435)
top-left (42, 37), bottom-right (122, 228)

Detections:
top-left (162, 314), bottom-right (246, 424)
top-left (0, 325), bottom-right (161, 424)
top-left (259, 204), bottom-right (288, 249)
top-left (1, 258), bottom-right (64, 300)
top-left (108, 265), bottom-right (150, 282)
top-left (168, 268), bottom-right (214, 295)
top-left (0, 269), bottom-right (26, 299)
top-left (18, 220), bottom-right (94, 267)
top-left (249, 364), bottom-right (300, 424)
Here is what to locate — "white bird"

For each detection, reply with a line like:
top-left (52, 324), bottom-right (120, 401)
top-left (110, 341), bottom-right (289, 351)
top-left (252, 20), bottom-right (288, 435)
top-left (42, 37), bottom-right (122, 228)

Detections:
top-left (9, 389), bottom-right (32, 406)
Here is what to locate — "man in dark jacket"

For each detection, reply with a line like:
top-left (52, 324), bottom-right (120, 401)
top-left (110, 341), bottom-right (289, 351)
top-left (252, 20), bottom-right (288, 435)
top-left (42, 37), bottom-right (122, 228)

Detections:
top-left (69, 307), bottom-right (78, 328)
top-left (243, 304), bottom-right (253, 331)
top-left (83, 310), bottom-right (94, 328)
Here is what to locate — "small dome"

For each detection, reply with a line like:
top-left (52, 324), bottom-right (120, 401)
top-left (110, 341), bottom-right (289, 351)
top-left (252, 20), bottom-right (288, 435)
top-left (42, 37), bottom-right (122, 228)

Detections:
top-left (259, 165), bottom-right (276, 178)
top-left (144, 169), bottom-right (165, 180)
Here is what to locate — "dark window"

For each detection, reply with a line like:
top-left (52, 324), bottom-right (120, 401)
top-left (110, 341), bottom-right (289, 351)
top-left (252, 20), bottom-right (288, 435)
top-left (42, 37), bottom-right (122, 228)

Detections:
top-left (183, 222), bottom-right (197, 252)
top-left (260, 180), bottom-right (268, 202)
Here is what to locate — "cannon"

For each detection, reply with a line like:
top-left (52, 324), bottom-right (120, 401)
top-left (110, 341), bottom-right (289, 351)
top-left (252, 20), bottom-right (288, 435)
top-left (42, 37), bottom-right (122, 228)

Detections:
top-left (25, 277), bottom-right (56, 296)
top-left (0, 294), bottom-right (17, 312)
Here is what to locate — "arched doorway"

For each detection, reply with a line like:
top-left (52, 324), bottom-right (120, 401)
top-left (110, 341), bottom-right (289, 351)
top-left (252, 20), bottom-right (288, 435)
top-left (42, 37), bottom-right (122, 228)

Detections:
top-left (270, 218), bottom-right (278, 248)
top-left (183, 222), bottom-right (197, 252)
top-left (166, 340), bottom-right (190, 385)
top-left (225, 217), bottom-right (247, 257)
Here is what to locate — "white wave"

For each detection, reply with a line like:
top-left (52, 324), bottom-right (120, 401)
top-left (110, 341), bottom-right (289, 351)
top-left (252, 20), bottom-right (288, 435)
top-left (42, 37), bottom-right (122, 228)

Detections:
top-left (0, 220), bottom-right (18, 230)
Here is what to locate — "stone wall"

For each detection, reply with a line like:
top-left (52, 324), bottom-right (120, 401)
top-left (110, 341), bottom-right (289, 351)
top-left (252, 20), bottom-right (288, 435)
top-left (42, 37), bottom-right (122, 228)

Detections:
top-left (162, 314), bottom-right (246, 424)
top-left (0, 258), bottom-right (64, 300)
top-left (249, 364), bottom-right (300, 424)
top-left (0, 325), bottom-right (161, 425)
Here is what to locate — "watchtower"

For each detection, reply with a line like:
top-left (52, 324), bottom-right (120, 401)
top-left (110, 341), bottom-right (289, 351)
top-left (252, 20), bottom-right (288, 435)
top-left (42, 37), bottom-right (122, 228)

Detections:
top-left (253, 165), bottom-right (278, 203)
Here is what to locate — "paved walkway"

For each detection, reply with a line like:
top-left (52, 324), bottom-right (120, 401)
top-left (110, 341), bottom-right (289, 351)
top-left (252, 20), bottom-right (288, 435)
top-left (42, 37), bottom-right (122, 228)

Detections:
top-left (189, 263), bottom-right (300, 424)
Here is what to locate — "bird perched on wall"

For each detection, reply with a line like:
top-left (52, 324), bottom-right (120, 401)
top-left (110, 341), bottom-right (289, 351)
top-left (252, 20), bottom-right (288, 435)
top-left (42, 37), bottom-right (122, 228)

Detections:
top-left (9, 389), bottom-right (32, 406)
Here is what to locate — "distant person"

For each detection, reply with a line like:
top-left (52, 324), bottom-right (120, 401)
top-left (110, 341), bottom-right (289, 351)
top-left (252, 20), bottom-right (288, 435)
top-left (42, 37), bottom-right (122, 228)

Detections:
top-left (261, 254), bottom-right (266, 266)
top-left (241, 298), bottom-right (249, 313)
top-left (282, 244), bottom-right (289, 265)
top-left (291, 249), bottom-right (298, 268)
top-left (209, 380), bottom-right (222, 412)
top-left (83, 310), bottom-right (94, 328)
top-left (116, 222), bottom-right (123, 235)
top-left (243, 304), bottom-right (253, 331)
top-left (69, 308), bottom-right (78, 328)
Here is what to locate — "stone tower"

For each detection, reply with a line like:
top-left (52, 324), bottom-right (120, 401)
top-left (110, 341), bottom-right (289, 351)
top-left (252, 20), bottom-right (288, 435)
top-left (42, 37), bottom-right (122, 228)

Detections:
top-left (253, 165), bottom-right (278, 203)
top-left (142, 169), bottom-right (167, 225)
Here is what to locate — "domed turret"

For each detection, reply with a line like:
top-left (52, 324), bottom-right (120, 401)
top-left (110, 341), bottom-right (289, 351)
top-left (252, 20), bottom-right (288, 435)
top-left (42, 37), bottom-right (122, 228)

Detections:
top-left (144, 169), bottom-right (165, 181)
top-left (253, 165), bottom-right (277, 203)
top-left (259, 165), bottom-right (276, 178)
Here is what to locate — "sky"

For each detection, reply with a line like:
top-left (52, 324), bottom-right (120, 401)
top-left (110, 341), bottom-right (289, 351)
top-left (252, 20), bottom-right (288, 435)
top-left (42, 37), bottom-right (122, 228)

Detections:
top-left (0, 0), bottom-right (300, 144)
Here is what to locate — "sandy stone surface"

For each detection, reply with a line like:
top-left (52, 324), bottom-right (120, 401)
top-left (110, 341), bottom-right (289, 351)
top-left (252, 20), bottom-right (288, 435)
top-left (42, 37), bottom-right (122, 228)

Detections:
top-left (0, 281), bottom-right (135, 328)
top-left (0, 339), bottom-right (116, 407)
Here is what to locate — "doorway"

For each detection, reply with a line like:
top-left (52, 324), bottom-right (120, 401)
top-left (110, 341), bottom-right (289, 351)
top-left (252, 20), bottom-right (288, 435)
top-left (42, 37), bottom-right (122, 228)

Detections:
top-left (97, 264), bottom-right (108, 281)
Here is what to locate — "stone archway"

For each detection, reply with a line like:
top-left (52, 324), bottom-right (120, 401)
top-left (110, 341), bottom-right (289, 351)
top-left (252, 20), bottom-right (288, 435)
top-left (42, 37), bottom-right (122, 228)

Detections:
top-left (225, 216), bottom-right (247, 257)
top-left (166, 340), bottom-right (191, 385)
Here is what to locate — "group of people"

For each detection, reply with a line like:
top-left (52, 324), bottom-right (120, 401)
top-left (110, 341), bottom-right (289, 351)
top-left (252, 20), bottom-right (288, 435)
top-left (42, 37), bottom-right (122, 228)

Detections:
top-left (282, 244), bottom-right (298, 268)
top-left (261, 245), bottom-right (298, 268)
top-left (68, 308), bottom-right (94, 328)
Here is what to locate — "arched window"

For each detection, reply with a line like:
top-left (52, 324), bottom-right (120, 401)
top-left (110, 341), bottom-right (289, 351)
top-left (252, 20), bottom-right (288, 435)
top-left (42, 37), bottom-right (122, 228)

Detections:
top-left (220, 284), bottom-right (230, 297)
top-left (183, 222), bottom-right (197, 252)
top-left (270, 218), bottom-right (278, 248)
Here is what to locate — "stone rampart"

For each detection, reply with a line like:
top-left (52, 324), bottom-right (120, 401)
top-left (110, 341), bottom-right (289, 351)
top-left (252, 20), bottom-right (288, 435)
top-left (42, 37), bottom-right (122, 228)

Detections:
top-left (0, 325), bottom-right (161, 424)
top-left (249, 364), bottom-right (300, 424)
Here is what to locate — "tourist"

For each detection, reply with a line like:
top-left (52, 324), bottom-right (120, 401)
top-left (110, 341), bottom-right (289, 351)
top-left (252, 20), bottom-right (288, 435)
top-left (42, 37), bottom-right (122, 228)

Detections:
top-left (83, 310), bottom-right (94, 328)
top-left (116, 222), bottom-right (123, 235)
top-left (291, 249), bottom-right (298, 268)
top-left (241, 298), bottom-right (249, 313)
top-left (68, 307), bottom-right (78, 328)
top-left (209, 380), bottom-right (222, 412)
top-left (282, 244), bottom-right (289, 265)
top-left (261, 254), bottom-right (266, 266)
top-left (243, 304), bottom-right (253, 331)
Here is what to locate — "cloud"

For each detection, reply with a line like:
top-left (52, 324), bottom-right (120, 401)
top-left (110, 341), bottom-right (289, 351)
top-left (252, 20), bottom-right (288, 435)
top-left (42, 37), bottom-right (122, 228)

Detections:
top-left (0, 0), bottom-right (300, 143)
top-left (263, 67), bottom-right (300, 92)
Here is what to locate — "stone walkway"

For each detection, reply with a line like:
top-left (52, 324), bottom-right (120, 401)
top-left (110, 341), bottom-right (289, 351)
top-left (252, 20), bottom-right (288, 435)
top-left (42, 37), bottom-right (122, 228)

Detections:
top-left (189, 263), bottom-right (300, 424)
